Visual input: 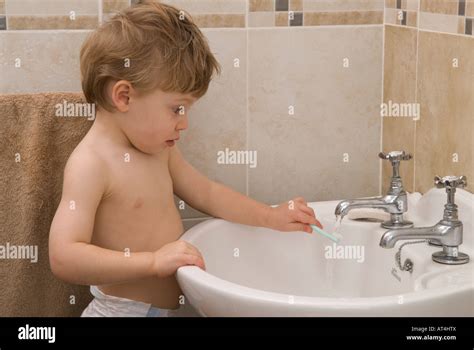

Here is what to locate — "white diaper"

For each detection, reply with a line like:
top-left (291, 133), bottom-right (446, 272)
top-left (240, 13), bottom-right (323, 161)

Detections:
top-left (81, 285), bottom-right (177, 317)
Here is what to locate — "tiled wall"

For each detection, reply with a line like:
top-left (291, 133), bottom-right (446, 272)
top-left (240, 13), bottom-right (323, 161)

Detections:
top-left (248, 0), bottom-right (384, 27)
top-left (1, 0), bottom-right (471, 225)
top-left (385, 0), bottom-right (473, 35)
top-left (0, 1), bottom-right (6, 30)
top-left (0, 0), bottom-right (387, 30)
top-left (1, 1), bottom-right (387, 230)
top-left (382, 0), bottom-right (473, 195)
top-left (180, 24), bottom-right (383, 227)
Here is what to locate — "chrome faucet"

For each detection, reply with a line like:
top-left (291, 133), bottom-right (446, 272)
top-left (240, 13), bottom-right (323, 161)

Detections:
top-left (335, 151), bottom-right (413, 229)
top-left (380, 175), bottom-right (469, 265)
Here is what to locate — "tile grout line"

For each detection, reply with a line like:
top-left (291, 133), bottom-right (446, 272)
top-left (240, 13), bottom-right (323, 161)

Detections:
top-left (379, 5), bottom-right (386, 196)
top-left (98, 0), bottom-right (102, 26)
top-left (246, 0), bottom-right (249, 197)
top-left (385, 22), bottom-right (472, 37)
top-left (412, 0), bottom-right (421, 193)
top-left (4, 0), bottom-right (8, 29)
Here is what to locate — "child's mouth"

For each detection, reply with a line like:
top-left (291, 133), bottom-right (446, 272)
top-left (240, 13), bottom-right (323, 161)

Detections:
top-left (165, 140), bottom-right (175, 146)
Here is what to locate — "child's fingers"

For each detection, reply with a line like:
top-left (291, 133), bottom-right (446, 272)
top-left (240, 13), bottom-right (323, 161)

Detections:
top-left (179, 241), bottom-right (206, 264)
top-left (292, 210), bottom-right (322, 229)
top-left (176, 241), bottom-right (206, 269)
top-left (186, 249), bottom-right (206, 268)
top-left (313, 218), bottom-right (323, 229)
top-left (182, 253), bottom-right (206, 270)
top-left (292, 198), bottom-right (324, 229)
top-left (293, 197), bottom-right (307, 205)
top-left (287, 223), bottom-right (312, 234)
top-left (297, 204), bottom-right (323, 229)
top-left (298, 204), bottom-right (316, 218)
top-left (306, 212), bottom-right (323, 229)
top-left (301, 208), bottom-right (323, 229)
top-left (183, 242), bottom-right (204, 258)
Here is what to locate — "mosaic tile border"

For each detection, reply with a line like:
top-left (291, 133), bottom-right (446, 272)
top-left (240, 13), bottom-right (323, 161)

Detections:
top-left (2, 0), bottom-right (385, 30)
top-left (1, 0), bottom-right (470, 34)
top-left (385, 0), bottom-right (473, 35)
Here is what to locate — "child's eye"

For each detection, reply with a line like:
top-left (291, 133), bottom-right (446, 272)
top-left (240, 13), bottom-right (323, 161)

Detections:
top-left (173, 106), bottom-right (183, 115)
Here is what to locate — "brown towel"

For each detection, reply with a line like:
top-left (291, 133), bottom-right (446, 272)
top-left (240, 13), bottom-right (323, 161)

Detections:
top-left (0, 92), bottom-right (94, 316)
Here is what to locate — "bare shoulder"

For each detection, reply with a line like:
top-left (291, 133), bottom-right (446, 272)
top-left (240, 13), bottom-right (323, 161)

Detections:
top-left (62, 138), bottom-right (110, 200)
top-left (50, 137), bottom-right (110, 253)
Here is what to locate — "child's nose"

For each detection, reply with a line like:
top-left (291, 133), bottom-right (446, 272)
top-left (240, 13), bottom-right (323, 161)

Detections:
top-left (177, 115), bottom-right (188, 130)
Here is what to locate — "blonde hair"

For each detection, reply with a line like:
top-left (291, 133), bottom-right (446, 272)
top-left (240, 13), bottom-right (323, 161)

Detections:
top-left (80, 1), bottom-right (221, 112)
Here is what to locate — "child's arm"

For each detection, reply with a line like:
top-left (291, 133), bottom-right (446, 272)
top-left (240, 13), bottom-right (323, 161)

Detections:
top-left (169, 146), bottom-right (322, 233)
top-left (49, 151), bottom-right (204, 286)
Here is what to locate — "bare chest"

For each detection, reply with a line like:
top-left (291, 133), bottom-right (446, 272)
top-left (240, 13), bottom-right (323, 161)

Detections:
top-left (92, 150), bottom-right (183, 251)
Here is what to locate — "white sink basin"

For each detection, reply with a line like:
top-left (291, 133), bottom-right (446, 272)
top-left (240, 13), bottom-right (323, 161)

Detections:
top-left (177, 188), bottom-right (474, 316)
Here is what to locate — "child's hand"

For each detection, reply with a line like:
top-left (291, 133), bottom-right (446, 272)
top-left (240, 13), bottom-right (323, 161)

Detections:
top-left (152, 240), bottom-right (206, 278)
top-left (265, 197), bottom-right (323, 234)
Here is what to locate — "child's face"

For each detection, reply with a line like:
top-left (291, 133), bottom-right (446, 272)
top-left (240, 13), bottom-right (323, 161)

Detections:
top-left (121, 88), bottom-right (197, 154)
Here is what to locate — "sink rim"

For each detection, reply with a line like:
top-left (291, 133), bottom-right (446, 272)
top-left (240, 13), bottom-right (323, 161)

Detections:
top-left (178, 218), bottom-right (472, 307)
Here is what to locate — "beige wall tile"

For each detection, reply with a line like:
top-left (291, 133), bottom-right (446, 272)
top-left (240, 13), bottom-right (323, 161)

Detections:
top-left (387, 9), bottom-right (413, 25)
top-left (103, 0), bottom-right (129, 13)
top-left (248, 26), bottom-right (383, 204)
top-left (0, 31), bottom-right (91, 93)
top-left (5, 0), bottom-right (99, 15)
top-left (0, 0), bottom-right (4, 15)
top-left (383, 26), bottom-right (418, 101)
top-left (384, 8), bottom-right (418, 27)
top-left (415, 31), bottom-right (473, 193)
top-left (385, 8), bottom-right (416, 25)
top-left (407, 10), bottom-right (418, 26)
top-left (305, 11), bottom-right (383, 25)
top-left (249, 0), bottom-right (274, 12)
top-left (467, 0), bottom-right (474, 16)
top-left (161, 0), bottom-right (246, 14)
top-left (420, 0), bottom-right (458, 15)
top-left (290, 0), bottom-right (303, 11)
top-left (304, 0), bottom-right (384, 11)
top-left (396, 10), bottom-right (406, 25)
top-left (385, 8), bottom-right (402, 24)
top-left (177, 29), bottom-right (248, 218)
top-left (458, 16), bottom-right (466, 34)
top-left (8, 15), bottom-right (98, 29)
top-left (406, 0), bottom-right (420, 11)
top-left (382, 25), bottom-right (418, 193)
top-left (192, 14), bottom-right (245, 28)
top-left (385, 0), bottom-right (397, 8)
top-left (275, 12), bottom-right (288, 26)
top-left (248, 11), bottom-right (275, 27)
top-left (418, 11), bottom-right (460, 34)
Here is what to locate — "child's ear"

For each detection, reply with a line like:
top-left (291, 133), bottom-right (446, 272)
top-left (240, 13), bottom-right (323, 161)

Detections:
top-left (111, 80), bottom-right (132, 112)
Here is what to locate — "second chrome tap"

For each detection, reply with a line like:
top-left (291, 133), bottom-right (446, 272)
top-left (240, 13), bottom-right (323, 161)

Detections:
top-left (335, 151), bottom-right (413, 229)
